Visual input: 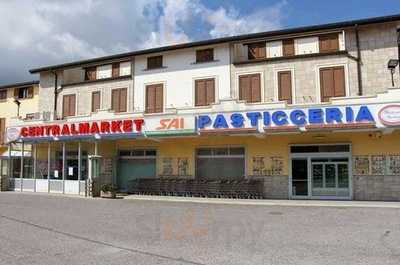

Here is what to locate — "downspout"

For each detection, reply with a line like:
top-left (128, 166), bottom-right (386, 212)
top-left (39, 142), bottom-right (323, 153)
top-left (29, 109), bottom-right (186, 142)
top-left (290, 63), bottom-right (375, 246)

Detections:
top-left (355, 24), bottom-right (363, 96)
top-left (397, 27), bottom-right (400, 81)
top-left (52, 71), bottom-right (58, 119)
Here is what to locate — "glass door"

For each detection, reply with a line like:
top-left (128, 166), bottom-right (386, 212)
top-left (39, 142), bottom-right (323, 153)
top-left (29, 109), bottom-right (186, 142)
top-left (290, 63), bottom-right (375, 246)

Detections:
top-left (291, 159), bottom-right (309, 197)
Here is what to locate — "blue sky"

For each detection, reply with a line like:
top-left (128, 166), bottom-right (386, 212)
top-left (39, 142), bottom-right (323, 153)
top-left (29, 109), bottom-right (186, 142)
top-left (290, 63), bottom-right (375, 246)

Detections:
top-left (0, 0), bottom-right (399, 84)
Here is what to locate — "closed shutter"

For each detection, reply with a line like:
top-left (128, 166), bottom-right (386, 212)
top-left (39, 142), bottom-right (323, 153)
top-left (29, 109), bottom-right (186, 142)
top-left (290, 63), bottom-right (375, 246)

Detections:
top-left (319, 34), bottom-right (339, 53)
top-left (146, 84), bottom-right (163, 113)
top-left (248, 42), bottom-right (266, 60)
top-left (111, 88), bottom-right (127, 112)
top-left (195, 79), bottom-right (215, 106)
top-left (63, 94), bottom-right (76, 118)
top-left (0, 118), bottom-right (5, 145)
top-left (92, 91), bottom-right (101, 112)
top-left (282, 39), bottom-right (295, 56)
top-left (111, 89), bottom-right (119, 112)
top-left (278, 71), bottom-right (292, 104)
top-left (239, 74), bottom-right (261, 103)
top-left (320, 66), bottom-right (345, 102)
top-left (112, 63), bottom-right (120, 78)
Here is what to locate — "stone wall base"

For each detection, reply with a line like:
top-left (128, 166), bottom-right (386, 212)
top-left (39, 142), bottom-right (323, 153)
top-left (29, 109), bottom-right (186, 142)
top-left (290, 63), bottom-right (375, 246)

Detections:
top-left (0, 175), bottom-right (9, 191)
top-left (354, 175), bottom-right (400, 201)
top-left (252, 175), bottom-right (289, 199)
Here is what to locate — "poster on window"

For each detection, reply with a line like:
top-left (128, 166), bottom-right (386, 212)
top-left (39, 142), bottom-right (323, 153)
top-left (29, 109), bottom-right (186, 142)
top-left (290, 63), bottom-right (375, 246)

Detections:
top-left (353, 156), bottom-right (370, 175)
top-left (371, 155), bottom-right (386, 175)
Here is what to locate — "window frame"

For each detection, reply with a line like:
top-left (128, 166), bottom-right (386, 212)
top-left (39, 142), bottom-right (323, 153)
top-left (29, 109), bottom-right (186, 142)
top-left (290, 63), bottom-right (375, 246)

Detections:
top-left (247, 41), bottom-right (266, 60)
top-left (62, 94), bottom-right (76, 118)
top-left (317, 64), bottom-right (348, 103)
top-left (91, 91), bottom-right (101, 113)
top-left (84, 66), bottom-right (97, 81)
top-left (145, 83), bottom-right (164, 114)
top-left (196, 48), bottom-right (214, 63)
top-left (318, 33), bottom-right (340, 53)
top-left (147, 55), bottom-right (163, 70)
top-left (194, 78), bottom-right (216, 107)
top-left (111, 87), bottom-right (128, 113)
top-left (237, 72), bottom-right (263, 103)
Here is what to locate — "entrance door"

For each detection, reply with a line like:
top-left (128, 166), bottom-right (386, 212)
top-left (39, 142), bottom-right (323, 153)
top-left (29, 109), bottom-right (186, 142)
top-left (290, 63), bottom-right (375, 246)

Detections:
top-left (291, 159), bottom-right (308, 197)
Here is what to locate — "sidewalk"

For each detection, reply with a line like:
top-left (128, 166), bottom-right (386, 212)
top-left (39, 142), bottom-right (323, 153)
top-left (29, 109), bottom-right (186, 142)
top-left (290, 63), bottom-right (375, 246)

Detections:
top-left (123, 194), bottom-right (400, 208)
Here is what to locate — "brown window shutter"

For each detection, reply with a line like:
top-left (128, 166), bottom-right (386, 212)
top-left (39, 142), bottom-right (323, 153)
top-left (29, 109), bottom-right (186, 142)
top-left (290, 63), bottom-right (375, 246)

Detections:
top-left (278, 71), bottom-right (292, 104)
top-left (319, 34), bottom-right (339, 53)
top-left (0, 118), bottom-right (5, 145)
top-left (119, 88), bottom-right (127, 112)
top-left (92, 91), bottom-right (100, 112)
top-left (239, 75), bottom-right (251, 102)
top-left (195, 80), bottom-right (206, 106)
top-left (320, 68), bottom-right (335, 102)
top-left (111, 89), bottom-right (119, 112)
top-left (155, 85), bottom-right (163, 113)
top-left (250, 74), bottom-right (261, 102)
top-left (112, 63), bottom-right (120, 78)
top-left (63, 95), bottom-right (71, 118)
top-left (145, 85), bottom-right (155, 113)
top-left (196, 49), bottom-right (214, 63)
top-left (85, 67), bottom-right (97, 81)
top-left (282, 39), bottom-right (295, 56)
top-left (206, 79), bottom-right (215, 105)
top-left (248, 42), bottom-right (266, 60)
top-left (333, 67), bottom-right (345, 97)
top-left (70, 94), bottom-right (76, 116)
top-left (26, 86), bottom-right (34, 98)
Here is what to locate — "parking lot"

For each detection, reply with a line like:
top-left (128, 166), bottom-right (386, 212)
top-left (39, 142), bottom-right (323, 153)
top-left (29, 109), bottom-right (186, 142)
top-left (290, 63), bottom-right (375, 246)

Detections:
top-left (0, 192), bottom-right (399, 265)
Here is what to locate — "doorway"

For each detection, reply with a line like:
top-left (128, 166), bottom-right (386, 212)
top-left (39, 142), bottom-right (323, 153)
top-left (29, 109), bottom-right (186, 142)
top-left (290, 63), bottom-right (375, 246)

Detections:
top-left (290, 144), bottom-right (352, 199)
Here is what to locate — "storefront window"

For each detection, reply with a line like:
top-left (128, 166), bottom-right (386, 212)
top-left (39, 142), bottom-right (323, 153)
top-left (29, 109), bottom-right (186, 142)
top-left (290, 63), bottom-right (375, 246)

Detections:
top-left (196, 147), bottom-right (245, 179)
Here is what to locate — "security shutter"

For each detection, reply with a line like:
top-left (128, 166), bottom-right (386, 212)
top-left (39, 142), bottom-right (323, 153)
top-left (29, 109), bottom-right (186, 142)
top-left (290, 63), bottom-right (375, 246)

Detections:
top-left (282, 39), bottom-right (295, 56)
top-left (0, 118), bottom-right (5, 145)
top-left (146, 84), bottom-right (163, 113)
top-left (91, 91), bottom-right (101, 112)
top-left (278, 71), bottom-right (292, 104)
top-left (63, 94), bottom-right (76, 118)
top-left (320, 66), bottom-right (345, 102)
top-left (195, 78), bottom-right (215, 106)
top-left (319, 34), bottom-right (339, 53)
top-left (239, 74), bottom-right (261, 103)
top-left (111, 88), bottom-right (127, 113)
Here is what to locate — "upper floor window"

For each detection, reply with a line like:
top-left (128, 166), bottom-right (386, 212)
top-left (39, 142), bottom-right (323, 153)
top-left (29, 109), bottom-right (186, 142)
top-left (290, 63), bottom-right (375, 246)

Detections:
top-left (62, 94), bottom-right (76, 118)
top-left (85, 67), bottom-right (96, 81)
top-left (14, 86), bottom-right (33, 99)
top-left (0, 118), bottom-right (5, 145)
top-left (248, 42), bottom-right (266, 60)
top-left (277, 71), bottom-right (293, 104)
top-left (320, 66), bottom-right (345, 102)
top-left (145, 84), bottom-right (163, 113)
top-left (282, 39), bottom-right (295, 57)
top-left (0, 89), bottom-right (6, 100)
top-left (319, 33), bottom-right (339, 53)
top-left (239, 74), bottom-right (261, 103)
top-left (196, 48), bottom-right (214, 63)
top-left (112, 63), bottom-right (120, 78)
top-left (111, 88), bottom-right (127, 113)
top-left (91, 91), bottom-right (101, 112)
top-left (147, 55), bottom-right (163, 70)
top-left (195, 78), bottom-right (215, 106)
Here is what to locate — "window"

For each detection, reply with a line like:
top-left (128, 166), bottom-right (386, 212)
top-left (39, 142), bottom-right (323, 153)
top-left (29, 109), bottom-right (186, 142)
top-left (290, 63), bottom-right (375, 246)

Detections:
top-left (239, 74), bottom-right (261, 103)
top-left (196, 48), bottom-right (214, 63)
top-left (14, 86), bottom-right (33, 99)
top-left (0, 118), bottom-right (5, 145)
top-left (320, 66), bottom-right (345, 102)
top-left (196, 147), bottom-right (245, 179)
top-left (62, 94), bottom-right (76, 118)
top-left (85, 67), bottom-right (97, 81)
top-left (195, 78), bottom-right (215, 106)
top-left (319, 33), bottom-right (339, 53)
top-left (112, 63), bottom-right (120, 78)
top-left (278, 71), bottom-right (292, 104)
top-left (247, 42), bottom-right (266, 60)
top-left (145, 84), bottom-right (163, 113)
top-left (0, 89), bottom-right (6, 100)
top-left (111, 88), bottom-right (127, 113)
top-left (282, 39), bottom-right (295, 56)
top-left (25, 113), bottom-right (35, 120)
top-left (91, 91), bottom-right (101, 112)
top-left (147, 55), bottom-right (163, 69)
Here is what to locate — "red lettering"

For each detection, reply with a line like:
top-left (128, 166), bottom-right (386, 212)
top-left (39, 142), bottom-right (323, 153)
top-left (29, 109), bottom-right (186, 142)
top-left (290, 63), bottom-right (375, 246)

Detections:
top-left (134, 119), bottom-right (144, 132)
top-left (79, 123), bottom-right (90, 134)
top-left (123, 120), bottom-right (133, 132)
top-left (111, 121), bottom-right (122, 133)
top-left (21, 127), bottom-right (29, 137)
top-left (70, 124), bottom-right (79, 134)
top-left (157, 119), bottom-right (169, 130)
top-left (36, 126), bottom-right (44, 137)
top-left (61, 124), bottom-right (70, 135)
top-left (90, 122), bottom-right (100, 134)
top-left (28, 127), bottom-right (35, 137)
top-left (100, 121), bottom-right (110, 133)
top-left (167, 118), bottom-right (180, 129)
top-left (52, 125), bottom-right (60, 135)
top-left (45, 126), bottom-right (52, 136)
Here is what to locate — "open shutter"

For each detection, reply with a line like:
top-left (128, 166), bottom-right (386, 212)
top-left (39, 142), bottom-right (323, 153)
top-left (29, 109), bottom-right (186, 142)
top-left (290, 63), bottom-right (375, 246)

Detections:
top-left (119, 88), bottom-right (127, 112)
top-left (248, 42), bottom-right (266, 60)
top-left (155, 85), bottom-right (163, 113)
top-left (282, 39), bottom-right (295, 56)
top-left (27, 86), bottom-right (34, 98)
top-left (333, 67), bottom-right (345, 97)
top-left (92, 91), bottom-right (100, 112)
top-left (320, 68), bottom-right (335, 102)
top-left (278, 71), bottom-right (292, 104)
top-left (0, 118), bottom-right (5, 145)
top-left (206, 79), bottom-right (215, 105)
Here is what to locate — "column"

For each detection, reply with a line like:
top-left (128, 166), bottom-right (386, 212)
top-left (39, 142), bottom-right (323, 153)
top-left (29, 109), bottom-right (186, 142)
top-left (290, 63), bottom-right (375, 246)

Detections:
top-left (78, 141), bottom-right (81, 195)
top-left (20, 142), bottom-right (24, 191)
top-left (47, 142), bottom-right (51, 193)
top-left (33, 143), bottom-right (37, 192)
top-left (62, 142), bottom-right (66, 194)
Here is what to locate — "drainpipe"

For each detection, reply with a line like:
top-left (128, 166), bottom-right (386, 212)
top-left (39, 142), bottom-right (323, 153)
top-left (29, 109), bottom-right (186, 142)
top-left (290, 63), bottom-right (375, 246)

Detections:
top-left (355, 25), bottom-right (363, 96)
top-left (52, 71), bottom-right (58, 120)
top-left (397, 27), bottom-right (400, 81)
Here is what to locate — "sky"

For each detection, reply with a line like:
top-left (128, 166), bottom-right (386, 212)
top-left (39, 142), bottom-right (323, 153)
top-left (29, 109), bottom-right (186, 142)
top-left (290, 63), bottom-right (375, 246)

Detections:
top-left (1, 0), bottom-right (399, 85)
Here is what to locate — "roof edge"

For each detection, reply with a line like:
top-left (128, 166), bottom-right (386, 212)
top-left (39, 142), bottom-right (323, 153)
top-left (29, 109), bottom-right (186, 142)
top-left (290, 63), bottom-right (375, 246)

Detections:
top-left (29, 13), bottom-right (400, 74)
top-left (0, 80), bottom-right (39, 89)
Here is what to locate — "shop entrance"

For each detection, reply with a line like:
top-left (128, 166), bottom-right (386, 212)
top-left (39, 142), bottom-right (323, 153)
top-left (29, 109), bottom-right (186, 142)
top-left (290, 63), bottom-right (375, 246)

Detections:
top-left (290, 144), bottom-right (352, 199)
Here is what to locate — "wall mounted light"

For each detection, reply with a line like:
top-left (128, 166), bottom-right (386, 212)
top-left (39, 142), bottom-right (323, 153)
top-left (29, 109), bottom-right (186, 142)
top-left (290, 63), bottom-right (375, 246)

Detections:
top-left (388, 59), bottom-right (399, 87)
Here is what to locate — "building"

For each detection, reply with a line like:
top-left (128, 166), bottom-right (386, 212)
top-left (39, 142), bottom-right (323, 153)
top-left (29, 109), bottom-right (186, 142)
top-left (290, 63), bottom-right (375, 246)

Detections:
top-left (0, 81), bottom-right (40, 190)
top-left (2, 14), bottom-right (400, 200)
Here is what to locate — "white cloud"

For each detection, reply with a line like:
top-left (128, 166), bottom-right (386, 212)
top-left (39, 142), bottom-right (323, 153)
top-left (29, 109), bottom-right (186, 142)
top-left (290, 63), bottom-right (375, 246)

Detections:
top-left (0, 0), bottom-right (287, 84)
